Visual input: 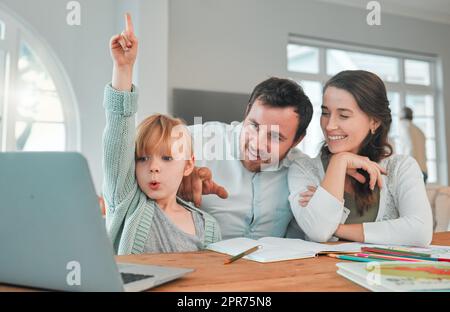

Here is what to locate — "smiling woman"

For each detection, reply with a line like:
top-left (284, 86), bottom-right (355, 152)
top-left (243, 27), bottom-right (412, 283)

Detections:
top-left (287, 35), bottom-right (442, 184)
top-left (320, 71), bottom-right (393, 207)
top-left (0, 6), bottom-right (78, 152)
top-left (287, 70), bottom-right (433, 247)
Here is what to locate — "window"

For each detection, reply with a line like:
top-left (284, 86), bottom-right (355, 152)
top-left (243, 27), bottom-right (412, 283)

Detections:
top-left (15, 42), bottom-right (66, 151)
top-left (405, 60), bottom-right (431, 86)
top-left (296, 80), bottom-right (323, 157)
top-left (287, 36), bottom-right (444, 184)
top-left (287, 44), bottom-right (320, 74)
top-left (405, 93), bottom-right (436, 182)
top-left (327, 49), bottom-right (399, 82)
top-left (0, 8), bottom-right (78, 152)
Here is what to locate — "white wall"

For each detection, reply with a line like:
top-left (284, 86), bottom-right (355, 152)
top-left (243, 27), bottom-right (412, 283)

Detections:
top-left (134, 0), bottom-right (169, 122)
top-left (0, 0), bottom-right (117, 192)
top-left (168, 0), bottom-right (450, 184)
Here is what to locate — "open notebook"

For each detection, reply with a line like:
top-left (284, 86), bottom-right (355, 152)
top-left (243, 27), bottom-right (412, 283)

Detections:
top-left (206, 237), bottom-right (363, 263)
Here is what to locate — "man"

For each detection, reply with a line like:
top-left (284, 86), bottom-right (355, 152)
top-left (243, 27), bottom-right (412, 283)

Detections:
top-left (179, 77), bottom-right (313, 239)
top-left (396, 107), bottom-right (428, 183)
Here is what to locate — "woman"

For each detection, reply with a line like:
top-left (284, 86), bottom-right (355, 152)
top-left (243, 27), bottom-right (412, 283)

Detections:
top-left (288, 70), bottom-right (433, 247)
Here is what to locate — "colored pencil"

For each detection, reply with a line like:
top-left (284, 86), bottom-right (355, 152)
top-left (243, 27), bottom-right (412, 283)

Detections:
top-left (361, 247), bottom-right (431, 257)
top-left (361, 248), bottom-right (450, 263)
top-left (355, 253), bottom-right (424, 262)
top-left (327, 254), bottom-right (386, 263)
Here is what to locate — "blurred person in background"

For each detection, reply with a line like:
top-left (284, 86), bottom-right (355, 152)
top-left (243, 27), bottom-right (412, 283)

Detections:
top-left (396, 107), bottom-right (428, 183)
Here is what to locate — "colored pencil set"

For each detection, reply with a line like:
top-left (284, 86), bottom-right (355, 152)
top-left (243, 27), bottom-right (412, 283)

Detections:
top-left (327, 246), bottom-right (450, 263)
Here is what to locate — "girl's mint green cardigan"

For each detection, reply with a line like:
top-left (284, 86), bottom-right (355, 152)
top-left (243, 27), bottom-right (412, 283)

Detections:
top-left (102, 84), bottom-right (221, 255)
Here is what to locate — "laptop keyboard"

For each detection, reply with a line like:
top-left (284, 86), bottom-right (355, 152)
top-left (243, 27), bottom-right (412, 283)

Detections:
top-left (120, 272), bottom-right (154, 284)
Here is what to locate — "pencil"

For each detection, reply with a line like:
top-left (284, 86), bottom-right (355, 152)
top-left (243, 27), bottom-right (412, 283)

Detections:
top-left (361, 248), bottom-right (450, 262)
top-left (224, 245), bottom-right (261, 264)
top-left (326, 253), bottom-right (383, 263)
top-left (361, 247), bottom-right (431, 258)
top-left (355, 253), bottom-right (424, 262)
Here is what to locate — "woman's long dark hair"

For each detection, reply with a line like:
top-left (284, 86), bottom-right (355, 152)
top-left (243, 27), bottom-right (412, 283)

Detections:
top-left (322, 70), bottom-right (393, 214)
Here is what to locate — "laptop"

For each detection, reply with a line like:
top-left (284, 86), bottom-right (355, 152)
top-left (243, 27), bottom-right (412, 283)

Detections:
top-left (0, 152), bottom-right (194, 292)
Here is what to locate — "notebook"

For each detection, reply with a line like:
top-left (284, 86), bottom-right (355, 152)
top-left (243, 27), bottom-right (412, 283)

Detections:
top-left (206, 237), bottom-right (363, 263)
top-left (336, 261), bottom-right (450, 292)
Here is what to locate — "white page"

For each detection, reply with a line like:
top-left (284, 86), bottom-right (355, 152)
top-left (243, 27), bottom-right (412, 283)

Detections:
top-left (245, 237), bottom-right (362, 262)
top-left (258, 237), bottom-right (363, 253)
top-left (206, 237), bottom-right (261, 255)
top-left (257, 237), bottom-right (326, 253)
top-left (245, 244), bottom-right (315, 262)
top-left (208, 237), bottom-right (450, 263)
top-left (322, 242), bottom-right (365, 252)
top-left (206, 237), bottom-right (317, 262)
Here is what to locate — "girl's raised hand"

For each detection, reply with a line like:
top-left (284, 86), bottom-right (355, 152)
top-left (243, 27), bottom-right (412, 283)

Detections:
top-left (110, 13), bottom-right (138, 68)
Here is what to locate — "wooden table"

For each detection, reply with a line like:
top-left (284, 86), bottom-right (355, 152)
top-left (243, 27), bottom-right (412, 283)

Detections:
top-left (1, 232), bottom-right (449, 292)
top-left (123, 232), bottom-right (450, 292)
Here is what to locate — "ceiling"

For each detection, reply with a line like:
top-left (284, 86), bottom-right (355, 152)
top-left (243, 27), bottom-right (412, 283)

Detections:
top-left (317, 0), bottom-right (450, 25)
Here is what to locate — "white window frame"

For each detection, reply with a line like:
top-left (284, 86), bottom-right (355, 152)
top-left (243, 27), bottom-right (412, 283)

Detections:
top-left (0, 5), bottom-right (80, 152)
top-left (286, 35), bottom-right (447, 185)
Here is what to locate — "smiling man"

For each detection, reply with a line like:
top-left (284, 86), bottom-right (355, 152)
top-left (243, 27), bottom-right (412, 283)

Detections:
top-left (180, 77), bottom-right (313, 239)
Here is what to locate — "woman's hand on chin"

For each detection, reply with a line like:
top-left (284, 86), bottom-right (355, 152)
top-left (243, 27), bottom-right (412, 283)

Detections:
top-left (331, 152), bottom-right (386, 190)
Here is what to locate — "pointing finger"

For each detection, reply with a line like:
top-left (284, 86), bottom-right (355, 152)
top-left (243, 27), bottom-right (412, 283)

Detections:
top-left (211, 183), bottom-right (229, 199)
top-left (125, 13), bottom-right (134, 34)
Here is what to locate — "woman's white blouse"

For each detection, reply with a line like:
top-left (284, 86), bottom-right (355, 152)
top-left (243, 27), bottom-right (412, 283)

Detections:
top-left (287, 153), bottom-right (433, 247)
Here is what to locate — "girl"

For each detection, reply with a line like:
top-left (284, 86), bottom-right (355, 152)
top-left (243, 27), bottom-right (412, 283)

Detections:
top-left (288, 70), bottom-right (433, 247)
top-left (103, 14), bottom-right (221, 255)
